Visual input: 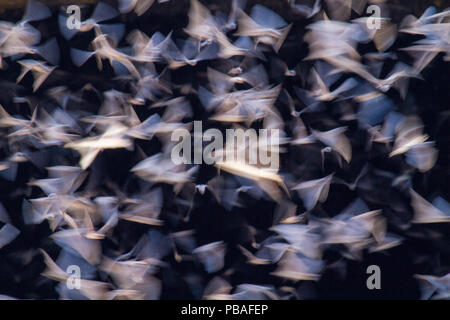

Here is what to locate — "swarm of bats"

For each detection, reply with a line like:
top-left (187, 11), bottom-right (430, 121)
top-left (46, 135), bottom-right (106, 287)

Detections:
top-left (0, 0), bottom-right (449, 300)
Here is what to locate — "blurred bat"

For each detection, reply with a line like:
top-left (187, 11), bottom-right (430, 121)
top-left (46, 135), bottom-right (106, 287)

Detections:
top-left (127, 30), bottom-right (172, 64)
top-left (130, 68), bottom-right (172, 104)
top-left (389, 116), bottom-right (438, 172)
top-left (224, 0), bottom-right (247, 31)
top-left (332, 164), bottom-right (368, 191)
top-left (51, 228), bottom-right (102, 265)
top-left (410, 189), bottom-right (450, 224)
top-left (126, 113), bottom-right (179, 140)
top-left (184, 0), bottom-right (219, 42)
top-left (415, 273), bottom-right (450, 300)
top-left (9, 108), bottom-right (79, 146)
top-left (193, 241), bottom-right (226, 273)
top-left (305, 20), bottom-right (420, 93)
top-left (204, 176), bottom-right (260, 210)
top-left (400, 7), bottom-right (450, 34)
top-left (22, 196), bottom-right (64, 229)
top-left (0, 105), bottom-right (39, 143)
top-left (28, 165), bottom-right (87, 195)
top-left (369, 233), bottom-right (403, 253)
top-left (100, 256), bottom-right (160, 291)
top-left (289, 0), bottom-right (321, 18)
top-left (357, 92), bottom-right (395, 129)
top-left (119, 0), bottom-right (164, 16)
top-left (401, 38), bottom-right (448, 72)
top-left (215, 31), bottom-right (263, 60)
top-left (0, 22), bottom-right (40, 59)
top-left (255, 241), bottom-right (290, 264)
top-left (305, 21), bottom-right (364, 61)
top-left (203, 276), bottom-right (232, 300)
top-left (16, 60), bottom-right (55, 92)
top-left (270, 224), bottom-right (321, 259)
top-left (235, 4), bottom-right (292, 52)
top-left (129, 230), bottom-right (171, 264)
top-left (26, 194), bottom-right (96, 228)
top-left (291, 86), bottom-right (323, 115)
top-left (65, 122), bottom-right (134, 169)
top-left (120, 188), bottom-right (163, 226)
top-left (21, 0), bottom-right (52, 24)
top-left (399, 7), bottom-right (450, 70)
top-left (232, 284), bottom-right (278, 300)
top-left (0, 202), bottom-right (11, 224)
top-left (0, 223), bottom-right (20, 249)
top-left (353, 17), bottom-right (397, 52)
top-left (273, 199), bottom-right (303, 224)
top-left (207, 65), bottom-right (268, 94)
top-left (0, 159), bottom-right (18, 181)
top-left (207, 85), bottom-right (281, 125)
top-left (366, 111), bottom-right (402, 148)
top-left (312, 127), bottom-right (352, 164)
top-left (308, 68), bottom-right (358, 102)
top-left (215, 159), bottom-right (288, 203)
top-left (321, 208), bottom-right (386, 245)
top-left (325, 0), bottom-right (352, 21)
top-left (290, 117), bottom-right (316, 145)
top-left (131, 153), bottom-right (198, 192)
top-left (1, 35), bottom-right (60, 65)
top-left (238, 245), bottom-right (271, 265)
top-left (71, 34), bottom-right (140, 78)
top-left (169, 229), bottom-right (197, 258)
top-left (291, 174), bottom-right (333, 210)
top-left (404, 141), bottom-right (438, 172)
top-left (270, 58), bottom-right (296, 82)
top-left (161, 36), bottom-right (218, 69)
top-left (271, 249), bottom-right (323, 281)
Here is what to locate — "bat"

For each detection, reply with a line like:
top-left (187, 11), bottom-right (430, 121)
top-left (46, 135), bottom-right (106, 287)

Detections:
top-left (192, 241), bottom-right (226, 273)
top-left (235, 4), bottom-right (292, 52)
top-left (71, 33), bottom-right (140, 78)
top-left (120, 188), bottom-right (163, 226)
top-left (271, 249), bottom-right (323, 281)
top-left (312, 127), bottom-right (352, 164)
top-left (131, 152), bottom-right (198, 192)
top-left (21, 0), bottom-right (51, 24)
top-left (215, 159), bottom-right (289, 203)
top-left (17, 59), bottom-right (55, 92)
top-left (232, 284), bottom-right (278, 300)
top-left (184, 0), bottom-right (219, 42)
top-left (127, 30), bottom-right (172, 64)
top-left (65, 122), bottom-right (134, 169)
top-left (270, 223), bottom-right (322, 259)
top-left (415, 273), bottom-right (450, 300)
top-left (0, 223), bottom-right (20, 249)
top-left (291, 174), bottom-right (333, 210)
top-left (410, 189), bottom-right (450, 224)
top-left (51, 228), bottom-right (102, 265)
top-left (119, 0), bottom-right (157, 16)
top-left (203, 276), bottom-right (232, 300)
top-left (289, 0), bottom-right (321, 18)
